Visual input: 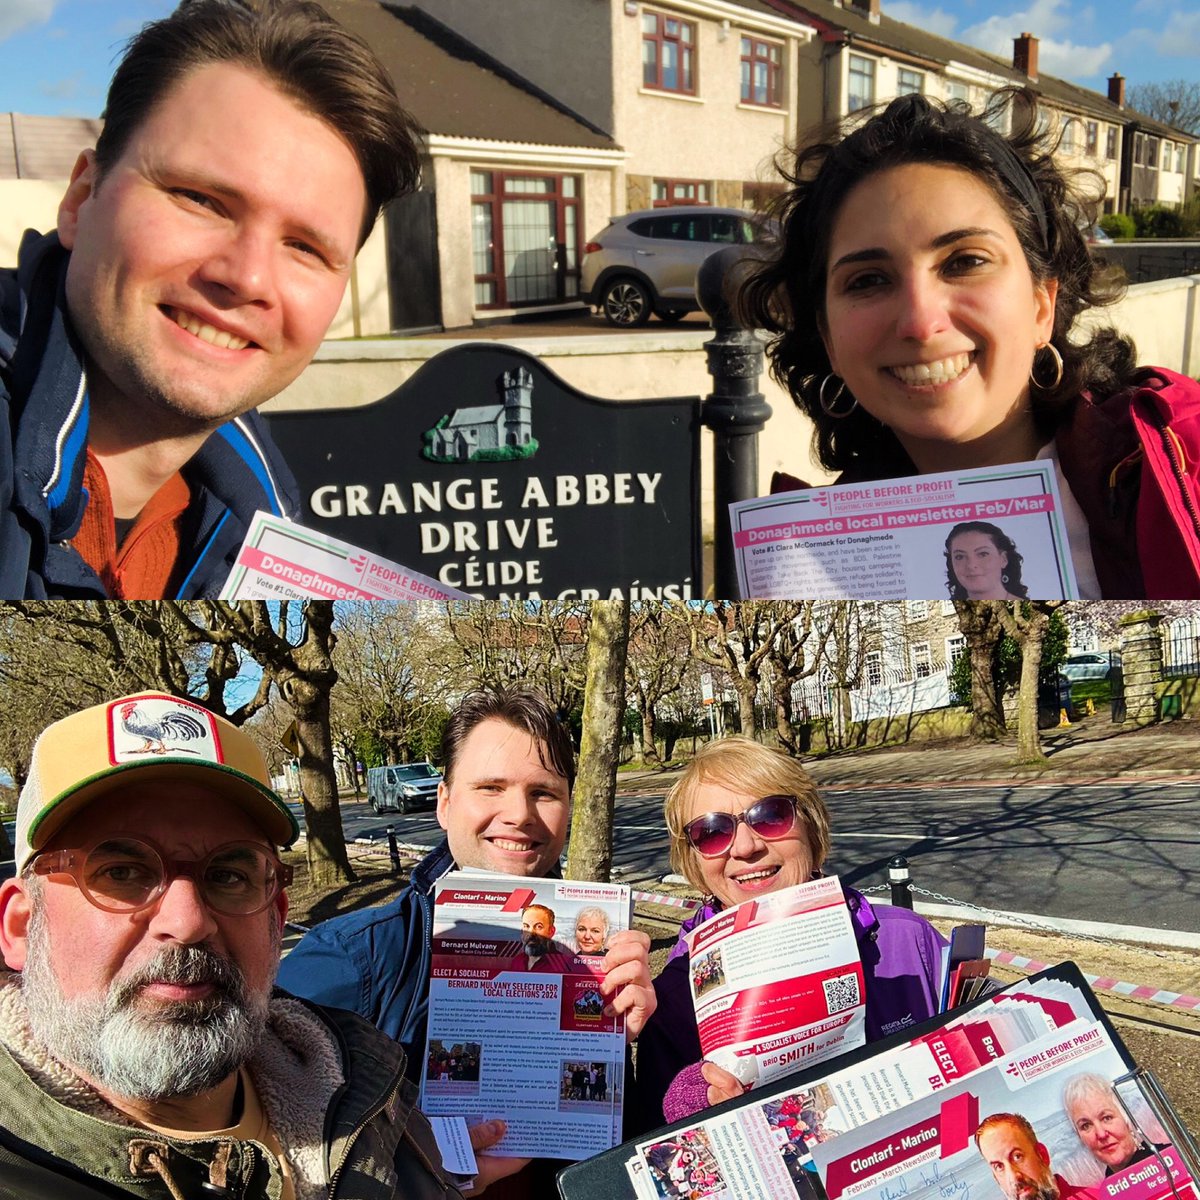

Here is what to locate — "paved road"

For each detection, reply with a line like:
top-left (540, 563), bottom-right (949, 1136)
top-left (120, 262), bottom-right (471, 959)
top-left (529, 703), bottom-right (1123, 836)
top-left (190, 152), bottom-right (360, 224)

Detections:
top-left (332, 781), bottom-right (1200, 935)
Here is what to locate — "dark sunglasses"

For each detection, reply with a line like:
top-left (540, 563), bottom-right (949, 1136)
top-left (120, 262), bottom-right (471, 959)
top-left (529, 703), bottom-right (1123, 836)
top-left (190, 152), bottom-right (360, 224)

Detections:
top-left (682, 794), bottom-right (798, 859)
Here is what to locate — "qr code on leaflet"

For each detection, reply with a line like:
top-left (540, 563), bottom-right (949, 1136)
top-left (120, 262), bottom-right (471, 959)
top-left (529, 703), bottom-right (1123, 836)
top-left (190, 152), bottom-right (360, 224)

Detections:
top-left (822, 972), bottom-right (860, 1014)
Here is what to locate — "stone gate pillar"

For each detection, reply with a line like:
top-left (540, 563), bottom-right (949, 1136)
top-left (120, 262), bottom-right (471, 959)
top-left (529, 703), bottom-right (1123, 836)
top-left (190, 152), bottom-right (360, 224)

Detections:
top-left (1117, 611), bottom-right (1164, 726)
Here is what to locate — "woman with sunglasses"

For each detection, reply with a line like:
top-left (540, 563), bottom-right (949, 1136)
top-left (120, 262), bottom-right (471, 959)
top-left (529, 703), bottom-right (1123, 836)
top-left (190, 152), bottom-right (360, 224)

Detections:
top-left (630, 737), bottom-right (945, 1131)
top-left (743, 89), bottom-right (1200, 600)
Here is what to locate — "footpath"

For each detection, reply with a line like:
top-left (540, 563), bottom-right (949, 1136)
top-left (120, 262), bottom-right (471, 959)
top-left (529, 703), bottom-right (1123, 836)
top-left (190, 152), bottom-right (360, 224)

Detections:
top-left (616, 716), bottom-right (1200, 1133)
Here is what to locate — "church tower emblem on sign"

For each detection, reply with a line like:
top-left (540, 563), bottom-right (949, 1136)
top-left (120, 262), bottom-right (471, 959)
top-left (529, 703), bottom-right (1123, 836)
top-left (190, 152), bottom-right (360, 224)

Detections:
top-left (422, 367), bottom-right (539, 464)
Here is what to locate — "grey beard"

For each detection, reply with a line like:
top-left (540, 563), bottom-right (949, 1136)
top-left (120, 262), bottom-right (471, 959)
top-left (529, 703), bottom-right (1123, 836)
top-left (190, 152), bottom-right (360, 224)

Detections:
top-left (22, 902), bottom-right (274, 1102)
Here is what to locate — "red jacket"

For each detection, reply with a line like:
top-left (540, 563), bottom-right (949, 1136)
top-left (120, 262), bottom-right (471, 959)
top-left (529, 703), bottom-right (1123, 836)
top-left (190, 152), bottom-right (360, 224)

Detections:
top-left (772, 368), bottom-right (1200, 600)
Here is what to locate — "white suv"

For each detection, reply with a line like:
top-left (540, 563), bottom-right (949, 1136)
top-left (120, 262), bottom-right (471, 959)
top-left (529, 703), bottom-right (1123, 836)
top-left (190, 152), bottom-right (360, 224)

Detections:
top-left (581, 205), bottom-right (763, 327)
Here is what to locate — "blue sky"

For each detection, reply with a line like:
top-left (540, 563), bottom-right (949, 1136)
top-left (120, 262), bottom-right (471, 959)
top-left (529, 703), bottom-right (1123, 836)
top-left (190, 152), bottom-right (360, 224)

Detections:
top-left (0, 0), bottom-right (1196, 118)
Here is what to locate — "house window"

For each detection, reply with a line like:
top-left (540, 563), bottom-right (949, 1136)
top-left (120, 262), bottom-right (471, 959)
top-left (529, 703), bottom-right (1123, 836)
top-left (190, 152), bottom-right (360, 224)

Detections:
top-left (1148, 137), bottom-right (1160, 168)
top-left (911, 642), bottom-right (932, 679)
top-left (1134, 133), bottom-right (1145, 165)
top-left (897, 68), bottom-right (923, 96)
top-left (1061, 119), bottom-right (1078, 154)
top-left (652, 178), bottom-right (710, 206)
top-left (848, 54), bottom-right (875, 112)
top-left (940, 599), bottom-right (957, 616)
top-left (1177, 145), bottom-right (1185, 173)
top-left (741, 36), bottom-right (782, 106)
top-left (471, 170), bottom-right (581, 309)
top-left (1085, 121), bottom-right (1098, 155)
top-left (947, 80), bottom-right (970, 105)
top-left (1163, 141), bottom-right (1173, 170)
top-left (643, 10), bottom-right (696, 95)
top-left (1106, 127), bottom-right (1118, 160)
top-left (946, 634), bottom-right (966, 669)
top-left (865, 650), bottom-right (883, 687)
top-left (905, 600), bottom-right (928, 622)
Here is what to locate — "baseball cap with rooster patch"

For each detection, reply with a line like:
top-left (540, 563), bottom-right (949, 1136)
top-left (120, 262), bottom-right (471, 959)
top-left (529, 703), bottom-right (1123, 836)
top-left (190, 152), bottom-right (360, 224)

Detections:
top-left (14, 693), bottom-right (300, 871)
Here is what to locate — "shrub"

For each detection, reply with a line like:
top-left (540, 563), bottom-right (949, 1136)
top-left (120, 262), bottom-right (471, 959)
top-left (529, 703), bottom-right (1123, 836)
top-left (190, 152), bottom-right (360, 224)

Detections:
top-left (1099, 212), bottom-right (1135, 240)
top-left (1133, 204), bottom-right (1185, 239)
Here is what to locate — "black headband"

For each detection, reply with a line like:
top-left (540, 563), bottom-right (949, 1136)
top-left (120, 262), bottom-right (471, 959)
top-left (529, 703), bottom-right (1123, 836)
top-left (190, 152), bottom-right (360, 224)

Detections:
top-left (989, 134), bottom-right (1050, 252)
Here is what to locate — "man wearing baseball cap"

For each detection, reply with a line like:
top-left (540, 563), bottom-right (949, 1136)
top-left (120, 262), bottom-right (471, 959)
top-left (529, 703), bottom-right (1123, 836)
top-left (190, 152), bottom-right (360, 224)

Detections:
top-left (0, 692), bottom-right (463, 1199)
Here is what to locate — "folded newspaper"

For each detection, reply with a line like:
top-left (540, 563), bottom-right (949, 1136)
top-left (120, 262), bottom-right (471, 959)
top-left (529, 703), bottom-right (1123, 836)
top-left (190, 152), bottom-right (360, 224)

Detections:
top-left (419, 869), bottom-right (632, 1161)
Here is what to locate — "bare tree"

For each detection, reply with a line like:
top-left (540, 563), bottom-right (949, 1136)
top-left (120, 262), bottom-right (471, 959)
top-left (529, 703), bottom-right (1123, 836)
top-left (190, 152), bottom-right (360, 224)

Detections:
top-left (1128, 80), bottom-right (1200, 135)
top-left (566, 601), bottom-right (629, 883)
top-left (626, 601), bottom-right (691, 764)
top-left (673, 603), bottom-right (807, 737)
top-left (763, 602), bottom-right (827, 754)
top-left (815, 601), bottom-right (869, 751)
top-left (333, 602), bottom-right (449, 766)
top-left (445, 601), bottom-right (587, 715)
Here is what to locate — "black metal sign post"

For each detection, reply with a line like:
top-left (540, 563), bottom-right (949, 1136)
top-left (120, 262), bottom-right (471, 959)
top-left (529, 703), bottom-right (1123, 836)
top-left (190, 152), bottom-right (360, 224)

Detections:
top-left (697, 246), bottom-right (772, 599)
top-left (266, 344), bottom-right (701, 601)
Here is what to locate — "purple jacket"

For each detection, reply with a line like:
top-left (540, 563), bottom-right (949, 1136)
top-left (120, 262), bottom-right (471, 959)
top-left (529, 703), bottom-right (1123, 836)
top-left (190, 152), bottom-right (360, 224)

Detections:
top-left (629, 886), bottom-right (946, 1133)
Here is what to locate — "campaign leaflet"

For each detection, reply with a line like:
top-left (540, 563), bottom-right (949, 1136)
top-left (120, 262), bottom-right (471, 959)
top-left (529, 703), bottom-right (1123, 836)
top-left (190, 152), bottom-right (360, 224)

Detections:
top-left (630, 973), bottom-right (1105, 1200)
top-left (684, 878), bottom-right (867, 1091)
top-left (728, 460), bottom-right (1078, 600)
top-left (419, 871), bottom-right (631, 1162)
top-left (221, 509), bottom-right (471, 601)
top-left (809, 1021), bottom-right (1186, 1200)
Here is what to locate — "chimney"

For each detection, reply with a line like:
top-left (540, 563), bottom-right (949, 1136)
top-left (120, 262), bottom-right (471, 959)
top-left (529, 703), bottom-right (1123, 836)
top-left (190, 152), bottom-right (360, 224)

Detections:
top-left (1013, 32), bottom-right (1038, 80)
top-left (1108, 73), bottom-right (1125, 108)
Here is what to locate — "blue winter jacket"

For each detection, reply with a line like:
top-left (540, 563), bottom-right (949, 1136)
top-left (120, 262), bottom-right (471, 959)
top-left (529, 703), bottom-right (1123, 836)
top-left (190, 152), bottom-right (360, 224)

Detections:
top-left (278, 839), bottom-right (455, 1078)
top-left (0, 230), bottom-right (299, 598)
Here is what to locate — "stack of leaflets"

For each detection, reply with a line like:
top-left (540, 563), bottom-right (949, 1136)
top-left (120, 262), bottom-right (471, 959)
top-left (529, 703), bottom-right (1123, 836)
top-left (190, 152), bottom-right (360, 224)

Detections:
top-left (938, 923), bottom-right (995, 1011)
top-left (558, 963), bottom-right (1198, 1200)
top-left (419, 869), bottom-right (632, 1173)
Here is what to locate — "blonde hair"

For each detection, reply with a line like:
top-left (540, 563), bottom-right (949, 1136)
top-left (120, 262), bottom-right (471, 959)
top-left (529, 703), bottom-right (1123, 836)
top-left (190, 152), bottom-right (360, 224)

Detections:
top-left (664, 736), bottom-right (830, 894)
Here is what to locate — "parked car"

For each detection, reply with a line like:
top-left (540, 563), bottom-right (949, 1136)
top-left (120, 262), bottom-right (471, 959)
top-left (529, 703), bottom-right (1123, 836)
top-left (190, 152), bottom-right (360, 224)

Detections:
top-left (581, 205), bottom-right (766, 327)
top-left (1061, 651), bottom-right (1122, 682)
top-left (367, 761), bottom-right (442, 814)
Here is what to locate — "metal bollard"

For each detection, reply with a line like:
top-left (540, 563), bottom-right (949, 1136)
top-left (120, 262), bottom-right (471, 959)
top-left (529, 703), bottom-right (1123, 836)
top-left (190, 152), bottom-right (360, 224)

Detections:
top-left (387, 824), bottom-right (401, 875)
top-left (888, 855), bottom-right (913, 909)
top-left (697, 245), bottom-right (772, 599)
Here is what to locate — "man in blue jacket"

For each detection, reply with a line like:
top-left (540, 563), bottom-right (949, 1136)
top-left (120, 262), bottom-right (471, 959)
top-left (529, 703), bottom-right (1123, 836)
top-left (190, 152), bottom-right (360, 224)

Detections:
top-left (0, 0), bottom-right (419, 598)
top-left (279, 686), bottom-right (657, 1194)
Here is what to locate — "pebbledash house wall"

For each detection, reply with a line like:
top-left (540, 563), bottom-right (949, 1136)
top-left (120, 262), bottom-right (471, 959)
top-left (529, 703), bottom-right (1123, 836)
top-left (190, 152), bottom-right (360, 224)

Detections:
top-left (267, 272), bottom-right (1200, 538)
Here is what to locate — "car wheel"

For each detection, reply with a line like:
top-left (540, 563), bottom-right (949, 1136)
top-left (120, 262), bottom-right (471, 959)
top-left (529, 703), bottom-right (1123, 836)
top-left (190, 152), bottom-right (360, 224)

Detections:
top-left (601, 278), bottom-right (652, 327)
top-left (656, 308), bottom-right (688, 324)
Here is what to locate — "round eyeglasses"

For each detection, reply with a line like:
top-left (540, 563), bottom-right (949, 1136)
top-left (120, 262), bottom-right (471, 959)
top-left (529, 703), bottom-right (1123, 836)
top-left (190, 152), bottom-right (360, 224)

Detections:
top-left (31, 836), bottom-right (293, 917)
top-left (682, 794), bottom-right (798, 859)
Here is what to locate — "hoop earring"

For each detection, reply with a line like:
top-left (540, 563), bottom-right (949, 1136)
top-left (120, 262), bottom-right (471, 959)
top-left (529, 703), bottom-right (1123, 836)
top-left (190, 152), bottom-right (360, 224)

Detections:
top-left (819, 373), bottom-right (858, 418)
top-left (1002, 572), bottom-right (1010, 585)
top-left (1030, 343), bottom-right (1064, 390)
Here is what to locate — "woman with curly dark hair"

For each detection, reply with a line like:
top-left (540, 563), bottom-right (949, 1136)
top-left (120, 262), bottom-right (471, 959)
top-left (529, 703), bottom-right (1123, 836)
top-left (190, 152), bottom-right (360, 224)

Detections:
top-left (740, 88), bottom-right (1200, 600)
top-left (944, 521), bottom-right (1029, 600)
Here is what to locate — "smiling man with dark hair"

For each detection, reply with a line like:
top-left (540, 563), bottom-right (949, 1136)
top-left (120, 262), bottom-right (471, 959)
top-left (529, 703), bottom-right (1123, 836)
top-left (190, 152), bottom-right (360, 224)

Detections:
top-left (0, 0), bottom-right (419, 600)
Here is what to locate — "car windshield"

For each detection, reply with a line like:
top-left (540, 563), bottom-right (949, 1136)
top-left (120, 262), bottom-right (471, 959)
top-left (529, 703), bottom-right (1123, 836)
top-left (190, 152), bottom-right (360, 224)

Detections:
top-left (394, 764), bottom-right (439, 781)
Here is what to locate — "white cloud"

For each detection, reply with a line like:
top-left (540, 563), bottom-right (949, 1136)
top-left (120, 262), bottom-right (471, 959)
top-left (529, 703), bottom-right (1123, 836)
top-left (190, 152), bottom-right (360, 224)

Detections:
top-left (957, 0), bottom-right (1112, 79)
top-left (1154, 8), bottom-right (1200, 57)
top-left (0, 0), bottom-right (56, 42)
top-left (885, 0), bottom-right (960, 37)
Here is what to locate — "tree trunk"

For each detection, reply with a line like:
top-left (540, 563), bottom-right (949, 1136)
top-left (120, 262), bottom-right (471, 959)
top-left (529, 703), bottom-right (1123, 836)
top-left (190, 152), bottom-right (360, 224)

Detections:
top-left (955, 601), bottom-right (1006, 739)
top-left (281, 673), bottom-right (355, 888)
top-left (567, 601), bottom-right (629, 883)
top-left (735, 681), bottom-right (757, 737)
top-left (639, 704), bottom-right (660, 766)
top-left (968, 640), bottom-right (1005, 739)
top-left (1015, 610), bottom-right (1049, 763)
top-left (772, 676), bottom-right (796, 754)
